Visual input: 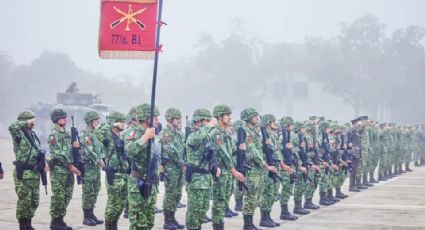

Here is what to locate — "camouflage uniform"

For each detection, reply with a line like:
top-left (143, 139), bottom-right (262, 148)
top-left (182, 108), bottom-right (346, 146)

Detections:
top-left (126, 104), bottom-right (160, 230)
top-left (161, 108), bottom-right (186, 229)
top-left (48, 109), bottom-right (75, 230)
top-left (185, 109), bottom-right (214, 230)
top-left (9, 111), bottom-right (40, 229)
top-left (96, 112), bottom-right (129, 229)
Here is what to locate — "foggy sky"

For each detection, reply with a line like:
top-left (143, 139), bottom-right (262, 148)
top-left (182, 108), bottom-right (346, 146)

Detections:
top-left (2, 0), bottom-right (425, 82)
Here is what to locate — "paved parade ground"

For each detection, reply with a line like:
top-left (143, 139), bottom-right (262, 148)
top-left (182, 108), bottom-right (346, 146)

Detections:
top-left (1, 138), bottom-right (425, 230)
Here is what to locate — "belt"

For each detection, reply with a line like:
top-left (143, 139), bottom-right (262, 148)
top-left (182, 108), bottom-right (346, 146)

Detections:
top-left (131, 170), bottom-right (146, 179)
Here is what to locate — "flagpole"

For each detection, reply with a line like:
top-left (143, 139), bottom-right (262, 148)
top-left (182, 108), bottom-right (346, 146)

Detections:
top-left (144, 0), bottom-right (164, 198)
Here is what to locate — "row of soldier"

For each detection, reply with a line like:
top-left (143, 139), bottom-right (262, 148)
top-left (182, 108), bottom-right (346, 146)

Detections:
top-left (6, 105), bottom-right (425, 230)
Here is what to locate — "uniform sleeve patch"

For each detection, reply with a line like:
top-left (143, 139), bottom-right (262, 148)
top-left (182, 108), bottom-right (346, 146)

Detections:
top-left (85, 136), bottom-right (91, 145)
top-left (49, 135), bottom-right (57, 145)
top-left (166, 133), bottom-right (171, 142)
top-left (247, 134), bottom-right (253, 144)
top-left (217, 134), bottom-right (222, 145)
top-left (128, 130), bottom-right (136, 141)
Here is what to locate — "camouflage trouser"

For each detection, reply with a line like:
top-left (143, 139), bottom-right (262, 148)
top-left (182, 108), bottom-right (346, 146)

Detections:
top-left (293, 170), bottom-right (308, 202)
top-left (13, 170), bottom-right (39, 219)
top-left (260, 170), bottom-right (279, 212)
top-left (358, 151), bottom-right (369, 180)
top-left (243, 169), bottom-right (263, 215)
top-left (304, 168), bottom-right (318, 199)
top-left (278, 169), bottom-right (293, 206)
top-left (163, 165), bottom-right (184, 212)
top-left (50, 171), bottom-right (74, 219)
top-left (234, 178), bottom-right (245, 200)
top-left (333, 168), bottom-right (346, 189)
top-left (105, 173), bottom-right (128, 222)
top-left (128, 178), bottom-right (157, 230)
top-left (368, 152), bottom-right (379, 177)
top-left (319, 168), bottom-right (331, 192)
top-left (186, 188), bottom-right (210, 230)
top-left (212, 172), bottom-right (232, 224)
top-left (378, 153), bottom-right (391, 176)
top-left (82, 166), bottom-right (101, 209)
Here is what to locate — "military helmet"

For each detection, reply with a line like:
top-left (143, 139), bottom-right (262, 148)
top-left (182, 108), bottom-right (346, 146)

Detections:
top-left (50, 108), bottom-right (67, 123)
top-left (127, 107), bottom-right (137, 121)
top-left (192, 109), bottom-right (212, 122)
top-left (108, 111), bottom-right (126, 124)
top-left (309, 116), bottom-right (318, 121)
top-left (17, 110), bottom-right (36, 121)
top-left (320, 121), bottom-right (330, 130)
top-left (261, 114), bottom-right (276, 126)
top-left (293, 121), bottom-right (304, 132)
top-left (135, 104), bottom-right (160, 121)
top-left (213, 104), bottom-right (232, 118)
top-left (165, 108), bottom-right (182, 121)
top-left (304, 120), bottom-right (314, 131)
top-left (280, 116), bottom-right (294, 127)
top-left (240, 108), bottom-right (259, 122)
top-left (84, 111), bottom-right (100, 124)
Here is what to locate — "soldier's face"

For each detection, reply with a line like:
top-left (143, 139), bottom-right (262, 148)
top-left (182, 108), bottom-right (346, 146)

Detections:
top-left (270, 121), bottom-right (278, 130)
top-left (114, 121), bottom-right (125, 131)
top-left (27, 118), bottom-right (35, 129)
top-left (221, 114), bottom-right (232, 126)
top-left (171, 118), bottom-right (182, 129)
top-left (91, 118), bottom-right (100, 129)
top-left (57, 118), bottom-right (67, 127)
top-left (251, 115), bottom-right (260, 126)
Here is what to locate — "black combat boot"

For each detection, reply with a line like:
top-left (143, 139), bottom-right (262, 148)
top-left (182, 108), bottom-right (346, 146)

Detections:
top-left (294, 200), bottom-right (310, 215)
top-left (202, 215), bottom-right (212, 223)
top-left (213, 222), bottom-right (224, 230)
top-left (90, 208), bottom-right (104, 225)
top-left (18, 218), bottom-right (26, 230)
top-left (171, 211), bottom-right (185, 229)
top-left (224, 208), bottom-right (233, 218)
top-left (83, 209), bottom-right (97, 226)
top-left (335, 188), bottom-right (348, 199)
top-left (123, 207), bottom-right (128, 219)
top-left (406, 162), bottom-right (413, 172)
top-left (266, 212), bottom-right (280, 227)
top-left (349, 174), bottom-right (360, 192)
top-left (163, 211), bottom-right (178, 230)
top-left (50, 217), bottom-right (66, 230)
top-left (356, 178), bottom-right (368, 190)
top-left (235, 198), bottom-right (243, 212)
top-left (327, 189), bottom-right (340, 203)
top-left (227, 207), bottom-right (239, 216)
top-left (304, 198), bottom-right (320, 209)
top-left (26, 218), bottom-right (35, 230)
top-left (59, 216), bottom-right (72, 230)
top-left (319, 192), bottom-right (333, 206)
top-left (105, 221), bottom-right (112, 230)
top-left (279, 204), bottom-right (297, 220)
top-left (363, 175), bottom-right (374, 187)
top-left (243, 215), bottom-right (254, 230)
top-left (259, 211), bottom-right (275, 228)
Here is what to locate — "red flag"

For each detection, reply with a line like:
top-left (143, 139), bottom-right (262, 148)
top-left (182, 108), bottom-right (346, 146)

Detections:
top-left (99, 0), bottom-right (158, 59)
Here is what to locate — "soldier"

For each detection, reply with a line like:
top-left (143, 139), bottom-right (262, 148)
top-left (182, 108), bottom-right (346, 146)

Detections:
top-left (333, 125), bottom-right (349, 199)
top-left (185, 109), bottom-right (218, 230)
top-left (96, 111), bottom-right (128, 230)
top-left (231, 120), bottom-right (245, 212)
top-left (161, 108), bottom-right (186, 230)
top-left (279, 117), bottom-right (301, 221)
top-left (239, 108), bottom-right (277, 230)
top-left (347, 117), bottom-right (367, 192)
top-left (367, 121), bottom-right (380, 183)
top-left (48, 108), bottom-right (81, 230)
top-left (9, 111), bottom-right (43, 229)
top-left (378, 123), bottom-right (391, 181)
top-left (80, 111), bottom-right (105, 226)
top-left (210, 105), bottom-right (246, 229)
top-left (0, 161), bottom-right (3, 179)
top-left (303, 119), bottom-right (321, 210)
top-left (259, 114), bottom-right (285, 227)
top-left (126, 104), bottom-right (160, 230)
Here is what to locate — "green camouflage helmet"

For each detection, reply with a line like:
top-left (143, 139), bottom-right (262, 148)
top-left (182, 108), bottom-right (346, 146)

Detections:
top-left (304, 120), bottom-right (314, 131)
top-left (165, 108), bottom-right (182, 121)
top-left (108, 111), bottom-right (126, 124)
top-left (135, 104), bottom-right (160, 121)
top-left (320, 121), bottom-right (330, 130)
top-left (293, 121), bottom-right (304, 132)
top-left (213, 104), bottom-right (232, 118)
top-left (280, 116), bottom-right (294, 127)
top-left (17, 110), bottom-right (36, 121)
top-left (240, 108), bottom-right (259, 122)
top-left (84, 110), bottom-right (100, 124)
top-left (309, 116), bottom-right (318, 121)
top-left (127, 107), bottom-right (137, 121)
top-left (261, 114), bottom-right (276, 126)
top-left (232, 120), bottom-right (244, 129)
top-left (50, 108), bottom-right (67, 123)
top-left (192, 108), bottom-right (212, 122)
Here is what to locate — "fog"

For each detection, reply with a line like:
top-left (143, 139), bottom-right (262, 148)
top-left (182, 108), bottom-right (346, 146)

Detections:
top-left (1, 0), bottom-right (425, 137)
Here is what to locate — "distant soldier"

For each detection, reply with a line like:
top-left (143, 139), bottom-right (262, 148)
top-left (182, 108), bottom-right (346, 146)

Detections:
top-left (185, 109), bottom-right (218, 230)
top-left (48, 108), bottom-right (81, 230)
top-left (80, 111), bottom-right (105, 226)
top-left (161, 108), bottom-right (186, 230)
top-left (96, 111), bottom-right (128, 230)
top-left (9, 111), bottom-right (43, 229)
top-left (0, 161), bottom-right (3, 179)
top-left (239, 108), bottom-right (277, 230)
